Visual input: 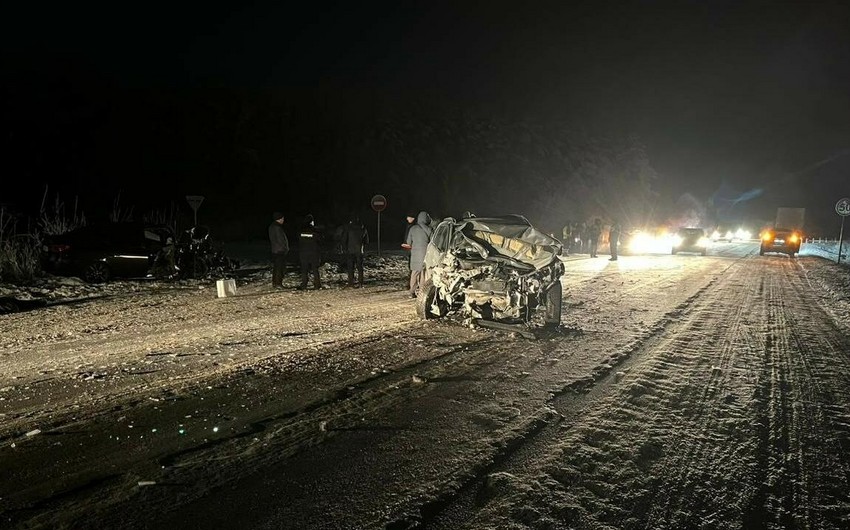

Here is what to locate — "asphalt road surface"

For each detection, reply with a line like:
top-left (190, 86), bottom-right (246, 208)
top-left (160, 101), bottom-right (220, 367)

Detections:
top-left (2, 242), bottom-right (849, 529)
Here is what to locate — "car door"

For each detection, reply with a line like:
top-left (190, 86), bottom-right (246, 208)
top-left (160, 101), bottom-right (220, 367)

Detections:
top-left (107, 225), bottom-right (154, 278)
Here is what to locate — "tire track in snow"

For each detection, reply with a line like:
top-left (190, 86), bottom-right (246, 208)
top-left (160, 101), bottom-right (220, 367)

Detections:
top-left (459, 255), bottom-right (850, 529)
top-left (402, 268), bottom-right (728, 529)
top-left (643, 259), bottom-right (765, 527)
top-left (744, 258), bottom-right (850, 527)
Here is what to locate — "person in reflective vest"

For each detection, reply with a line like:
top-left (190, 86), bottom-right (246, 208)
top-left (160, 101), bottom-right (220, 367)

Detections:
top-left (298, 214), bottom-right (322, 290)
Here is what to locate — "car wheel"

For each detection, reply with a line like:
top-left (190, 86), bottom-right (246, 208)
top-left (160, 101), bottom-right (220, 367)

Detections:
top-left (759, 247), bottom-right (765, 256)
top-left (789, 252), bottom-right (796, 258)
top-left (671, 249), bottom-right (677, 255)
top-left (84, 261), bottom-right (110, 283)
top-left (416, 278), bottom-right (446, 320)
top-left (543, 281), bottom-right (562, 327)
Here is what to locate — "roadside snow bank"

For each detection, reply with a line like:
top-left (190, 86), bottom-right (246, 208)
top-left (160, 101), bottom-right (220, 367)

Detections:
top-left (801, 241), bottom-right (849, 265)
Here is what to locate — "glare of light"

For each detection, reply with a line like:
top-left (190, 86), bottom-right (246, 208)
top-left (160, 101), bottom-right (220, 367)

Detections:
top-left (789, 234), bottom-right (799, 243)
top-left (711, 230), bottom-right (721, 240)
top-left (628, 231), bottom-right (652, 252)
top-left (762, 232), bottom-right (773, 241)
top-left (671, 235), bottom-right (684, 247)
top-left (629, 231), bottom-right (676, 254)
top-left (725, 231), bottom-right (735, 240)
top-left (698, 237), bottom-right (711, 247)
top-left (735, 229), bottom-right (751, 240)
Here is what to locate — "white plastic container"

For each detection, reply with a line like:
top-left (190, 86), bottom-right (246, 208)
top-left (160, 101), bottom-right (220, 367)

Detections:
top-left (216, 278), bottom-right (237, 298)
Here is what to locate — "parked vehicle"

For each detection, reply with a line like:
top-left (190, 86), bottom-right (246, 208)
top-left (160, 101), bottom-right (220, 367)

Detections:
top-left (417, 215), bottom-right (565, 330)
top-left (41, 222), bottom-right (175, 282)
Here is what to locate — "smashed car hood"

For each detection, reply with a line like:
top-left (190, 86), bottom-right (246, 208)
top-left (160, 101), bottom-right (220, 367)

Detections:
top-left (425, 215), bottom-right (563, 271)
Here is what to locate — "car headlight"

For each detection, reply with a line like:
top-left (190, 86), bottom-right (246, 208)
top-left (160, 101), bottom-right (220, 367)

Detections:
top-left (671, 235), bottom-right (683, 247)
top-left (711, 230), bottom-right (720, 240)
top-left (698, 237), bottom-right (710, 247)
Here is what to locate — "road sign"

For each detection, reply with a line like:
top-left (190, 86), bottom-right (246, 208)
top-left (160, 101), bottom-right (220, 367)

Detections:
top-left (837, 198), bottom-right (850, 265)
top-left (370, 195), bottom-right (387, 257)
top-left (836, 197), bottom-right (850, 217)
top-left (371, 194), bottom-right (387, 212)
top-left (186, 195), bottom-right (204, 225)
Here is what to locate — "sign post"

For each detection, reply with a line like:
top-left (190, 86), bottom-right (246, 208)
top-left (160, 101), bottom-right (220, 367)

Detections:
top-left (371, 194), bottom-right (388, 258)
top-left (836, 197), bottom-right (850, 264)
top-left (185, 195), bottom-right (205, 226)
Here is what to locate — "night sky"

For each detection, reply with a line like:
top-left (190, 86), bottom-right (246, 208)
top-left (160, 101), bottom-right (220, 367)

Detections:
top-left (3, 1), bottom-right (849, 238)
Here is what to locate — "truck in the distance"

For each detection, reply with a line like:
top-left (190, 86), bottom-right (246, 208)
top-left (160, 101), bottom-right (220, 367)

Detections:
top-left (760, 207), bottom-right (805, 257)
top-left (775, 207), bottom-right (806, 231)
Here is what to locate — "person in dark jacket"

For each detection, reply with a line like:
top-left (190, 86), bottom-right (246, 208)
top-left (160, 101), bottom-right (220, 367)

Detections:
top-left (406, 211), bottom-right (433, 298)
top-left (588, 218), bottom-right (602, 258)
top-left (342, 214), bottom-right (369, 287)
top-left (298, 214), bottom-right (322, 290)
top-left (269, 212), bottom-right (289, 290)
top-left (609, 221), bottom-right (621, 261)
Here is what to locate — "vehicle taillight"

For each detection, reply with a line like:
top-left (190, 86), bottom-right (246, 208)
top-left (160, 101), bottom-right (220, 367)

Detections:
top-left (789, 234), bottom-right (799, 243)
top-left (49, 244), bottom-right (72, 253)
top-left (761, 232), bottom-right (772, 241)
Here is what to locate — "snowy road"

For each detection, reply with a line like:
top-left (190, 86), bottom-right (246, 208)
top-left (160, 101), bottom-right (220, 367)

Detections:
top-left (2, 243), bottom-right (849, 528)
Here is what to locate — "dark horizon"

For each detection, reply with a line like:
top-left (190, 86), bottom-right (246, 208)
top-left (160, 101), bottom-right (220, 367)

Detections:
top-left (3, 1), bottom-right (849, 237)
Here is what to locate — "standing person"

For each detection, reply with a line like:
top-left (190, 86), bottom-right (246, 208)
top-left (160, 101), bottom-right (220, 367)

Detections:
top-left (406, 210), bottom-right (433, 298)
top-left (609, 221), bottom-right (621, 261)
top-left (579, 221), bottom-right (589, 254)
top-left (401, 212), bottom-right (416, 286)
top-left (402, 212), bottom-right (416, 248)
top-left (298, 214), bottom-right (322, 290)
top-left (269, 212), bottom-right (289, 290)
top-left (561, 222), bottom-right (572, 256)
top-left (589, 218), bottom-right (602, 258)
top-left (342, 213), bottom-right (369, 287)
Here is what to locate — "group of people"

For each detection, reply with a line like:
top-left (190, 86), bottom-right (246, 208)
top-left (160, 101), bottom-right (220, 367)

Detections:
top-left (561, 218), bottom-right (622, 261)
top-left (268, 211), bottom-right (370, 291)
top-left (268, 209), bottom-right (622, 296)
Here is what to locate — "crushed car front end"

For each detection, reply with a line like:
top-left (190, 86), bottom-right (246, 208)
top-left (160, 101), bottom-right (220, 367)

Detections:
top-left (417, 215), bottom-right (564, 328)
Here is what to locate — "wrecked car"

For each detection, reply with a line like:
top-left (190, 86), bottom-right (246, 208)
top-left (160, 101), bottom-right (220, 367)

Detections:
top-left (416, 215), bottom-right (565, 332)
top-left (41, 222), bottom-right (176, 283)
top-left (41, 222), bottom-right (238, 283)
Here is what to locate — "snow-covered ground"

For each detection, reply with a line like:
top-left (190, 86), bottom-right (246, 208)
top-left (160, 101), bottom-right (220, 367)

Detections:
top-left (801, 240), bottom-right (850, 265)
top-left (1, 243), bottom-right (849, 529)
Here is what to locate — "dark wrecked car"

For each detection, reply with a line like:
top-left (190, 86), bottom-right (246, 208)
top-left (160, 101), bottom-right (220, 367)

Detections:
top-left (416, 215), bottom-right (565, 332)
top-left (41, 222), bottom-right (175, 283)
top-left (41, 222), bottom-right (237, 283)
